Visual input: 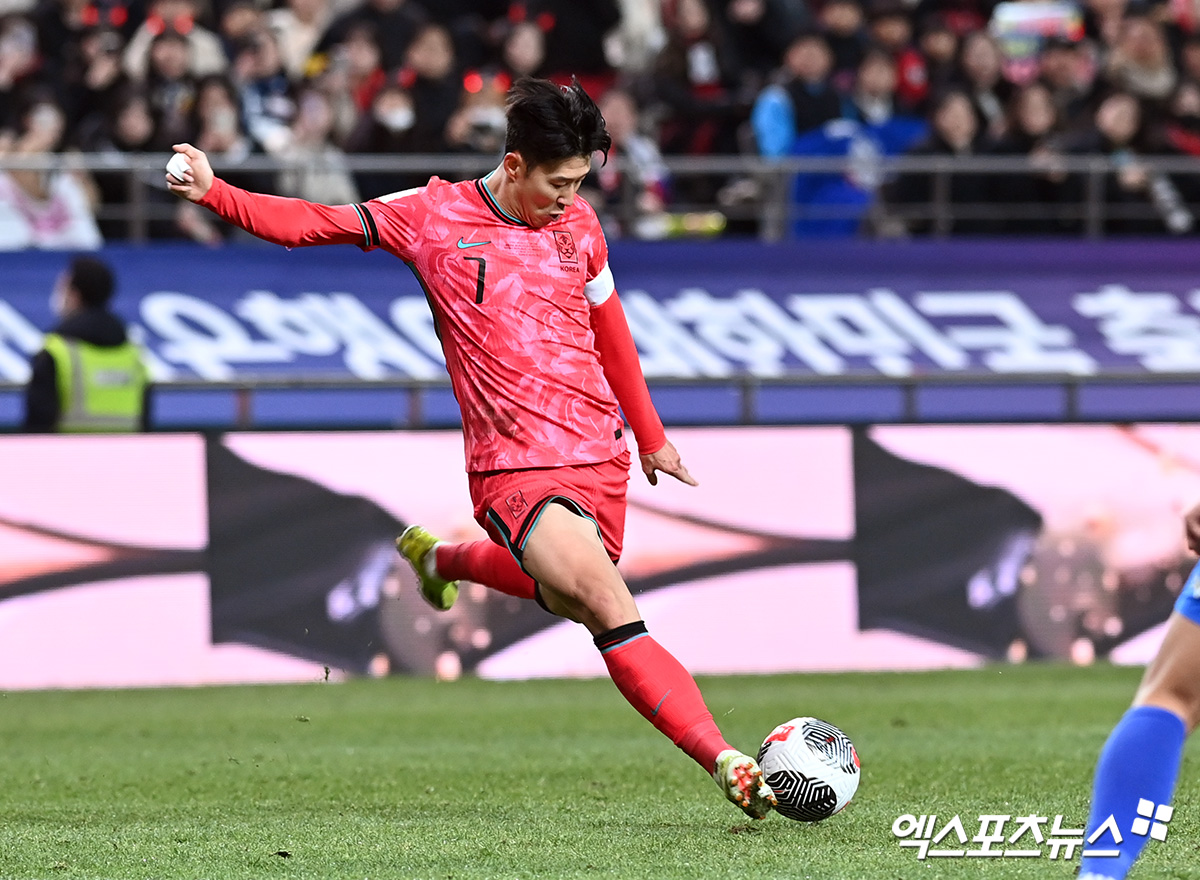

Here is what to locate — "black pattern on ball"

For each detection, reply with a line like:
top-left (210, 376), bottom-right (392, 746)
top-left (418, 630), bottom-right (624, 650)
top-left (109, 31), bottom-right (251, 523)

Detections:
top-left (801, 718), bottom-right (860, 775)
top-left (763, 770), bottom-right (839, 821)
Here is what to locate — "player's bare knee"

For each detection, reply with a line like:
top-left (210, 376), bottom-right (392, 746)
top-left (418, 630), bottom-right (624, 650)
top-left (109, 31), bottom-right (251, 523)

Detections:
top-left (1135, 681), bottom-right (1200, 732)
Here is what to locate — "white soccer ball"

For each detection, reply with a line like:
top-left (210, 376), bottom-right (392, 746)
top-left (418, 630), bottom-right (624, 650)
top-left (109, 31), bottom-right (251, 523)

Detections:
top-left (166, 152), bottom-right (191, 182)
top-left (757, 717), bottom-right (860, 822)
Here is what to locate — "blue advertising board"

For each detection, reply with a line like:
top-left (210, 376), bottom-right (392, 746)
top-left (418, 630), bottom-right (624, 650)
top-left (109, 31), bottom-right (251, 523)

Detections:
top-left (2, 239), bottom-right (1200, 426)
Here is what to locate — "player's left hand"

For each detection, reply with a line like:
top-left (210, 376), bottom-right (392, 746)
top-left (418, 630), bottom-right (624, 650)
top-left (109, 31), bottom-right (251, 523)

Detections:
top-left (1185, 500), bottom-right (1200, 555)
top-left (640, 439), bottom-right (698, 487)
top-left (165, 143), bottom-right (214, 203)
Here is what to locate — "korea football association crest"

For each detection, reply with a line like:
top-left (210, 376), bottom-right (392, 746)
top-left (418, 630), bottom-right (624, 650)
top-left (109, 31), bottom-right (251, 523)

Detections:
top-left (553, 231), bottom-right (577, 263)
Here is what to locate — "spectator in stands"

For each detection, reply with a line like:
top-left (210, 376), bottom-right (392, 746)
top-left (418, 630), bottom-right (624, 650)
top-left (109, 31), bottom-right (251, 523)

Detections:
top-left (886, 87), bottom-right (995, 234)
top-left (818, 0), bottom-right (868, 89)
top-left (144, 27), bottom-right (196, 149)
top-left (33, 0), bottom-right (112, 109)
top-left (0, 15), bottom-right (46, 132)
top-left (716, 0), bottom-right (810, 86)
top-left (61, 24), bottom-right (129, 140)
top-left (79, 80), bottom-right (153, 152)
top-left (216, 0), bottom-right (263, 63)
top-left (345, 77), bottom-right (414, 152)
top-left (512, 1), bottom-right (621, 95)
top-left (24, 255), bottom-right (147, 432)
top-left (956, 30), bottom-right (1012, 139)
top-left (1081, 0), bottom-right (1129, 55)
top-left (443, 68), bottom-right (507, 154)
top-left (916, 13), bottom-right (959, 100)
top-left (0, 95), bottom-right (103, 249)
top-left (307, 37), bottom-right (362, 145)
top-left (191, 73), bottom-right (249, 161)
top-left (234, 26), bottom-right (294, 154)
top-left (395, 22), bottom-right (460, 153)
top-left (404, 0), bottom-right (505, 71)
top-left (74, 83), bottom-right (168, 238)
top-left (1163, 77), bottom-right (1200, 157)
top-left (316, 0), bottom-right (426, 73)
top-left (35, 0), bottom-right (135, 73)
top-left (331, 20), bottom-right (386, 115)
top-left (788, 49), bottom-right (926, 237)
top-left (265, 0), bottom-right (332, 81)
top-left (1179, 33), bottom-right (1200, 84)
top-left (589, 85), bottom-right (673, 239)
top-left (868, 0), bottom-right (929, 110)
top-left (842, 45), bottom-right (917, 125)
top-left (752, 30), bottom-right (840, 157)
top-left (1161, 79), bottom-right (1200, 211)
top-left (344, 79), bottom-right (424, 194)
top-left (123, 0), bottom-right (226, 82)
top-left (1103, 13), bottom-right (1176, 101)
top-left (1038, 36), bottom-right (1095, 127)
top-left (499, 19), bottom-right (547, 81)
top-left (275, 84), bottom-right (358, 204)
top-left (987, 80), bottom-right (1074, 233)
top-left (651, 0), bottom-right (749, 159)
top-left (1062, 89), bottom-right (1194, 233)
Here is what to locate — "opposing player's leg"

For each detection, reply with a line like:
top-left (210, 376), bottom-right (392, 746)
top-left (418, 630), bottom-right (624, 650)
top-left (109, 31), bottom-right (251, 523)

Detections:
top-left (1080, 567), bottom-right (1200, 880)
top-left (396, 527), bottom-right (537, 610)
top-left (521, 501), bottom-right (776, 819)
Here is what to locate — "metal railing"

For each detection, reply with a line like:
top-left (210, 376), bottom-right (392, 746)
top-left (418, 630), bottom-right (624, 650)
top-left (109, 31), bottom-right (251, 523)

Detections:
top-left (3, 152), bottom-right (1200, 241)
top-left (6, 370), bottom-right (1200, 429)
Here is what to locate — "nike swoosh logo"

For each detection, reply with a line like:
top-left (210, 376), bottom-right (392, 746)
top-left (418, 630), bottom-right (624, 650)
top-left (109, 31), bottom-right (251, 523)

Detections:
top-left (456, 238), bottom-right (490, 249)
top-left (651, 690), bottom-right (672, 716)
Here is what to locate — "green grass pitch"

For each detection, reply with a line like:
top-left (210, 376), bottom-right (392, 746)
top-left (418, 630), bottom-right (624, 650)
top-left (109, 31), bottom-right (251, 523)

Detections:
top-left (1, 664), bottom-right (1196, 879)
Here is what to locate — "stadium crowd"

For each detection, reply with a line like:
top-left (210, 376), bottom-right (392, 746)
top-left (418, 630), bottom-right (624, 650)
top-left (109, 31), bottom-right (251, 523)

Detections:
top-left (1, 0), bottom-right (1199, 244)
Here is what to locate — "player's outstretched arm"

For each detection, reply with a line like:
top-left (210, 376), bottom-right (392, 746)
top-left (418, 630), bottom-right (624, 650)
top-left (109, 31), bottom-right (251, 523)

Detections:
top-left (590, 292), bottom-right (697, 487)
top-left (164, 143), bottom-right (372, 249)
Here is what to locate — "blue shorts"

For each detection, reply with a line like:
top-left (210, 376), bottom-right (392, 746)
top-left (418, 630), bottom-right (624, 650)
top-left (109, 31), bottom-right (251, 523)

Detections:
top-left (1173, 560), bottom-right (1200, 625)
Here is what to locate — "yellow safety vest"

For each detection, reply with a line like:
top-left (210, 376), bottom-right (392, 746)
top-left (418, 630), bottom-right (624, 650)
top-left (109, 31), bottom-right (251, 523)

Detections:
top-left (42, 333), bottom-right (148, 433)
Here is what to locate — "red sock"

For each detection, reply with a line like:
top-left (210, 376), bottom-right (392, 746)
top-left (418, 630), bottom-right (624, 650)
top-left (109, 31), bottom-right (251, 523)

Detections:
top-left (434, 540), bottom-right (536, 600)
top-left (596, 621), bottom-right (731, 772)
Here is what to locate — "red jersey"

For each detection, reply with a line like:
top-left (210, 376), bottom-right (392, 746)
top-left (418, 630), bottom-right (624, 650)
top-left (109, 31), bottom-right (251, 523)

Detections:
top-left (201, 174), bottom-right (643, 473)
top-left (367, 176), bottom-right (624, 471)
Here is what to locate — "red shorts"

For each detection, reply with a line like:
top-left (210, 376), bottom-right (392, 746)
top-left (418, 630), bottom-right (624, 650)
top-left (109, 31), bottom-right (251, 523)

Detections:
top-left (468, 451), bottom-right (631, 565)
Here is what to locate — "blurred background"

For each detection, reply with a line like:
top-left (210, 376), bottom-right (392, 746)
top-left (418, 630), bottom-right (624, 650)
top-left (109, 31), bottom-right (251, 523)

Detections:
top-left (2, 0), bottom-right (1200, 690)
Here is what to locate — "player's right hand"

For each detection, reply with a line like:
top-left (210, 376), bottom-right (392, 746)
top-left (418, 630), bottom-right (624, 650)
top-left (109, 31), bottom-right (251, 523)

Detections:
top-left (165, 143), bottom-right (214, 203)
top-left (1186, 501), bottom-right (1200, 555)
top-left (640, 439), bottom-right (698, 488)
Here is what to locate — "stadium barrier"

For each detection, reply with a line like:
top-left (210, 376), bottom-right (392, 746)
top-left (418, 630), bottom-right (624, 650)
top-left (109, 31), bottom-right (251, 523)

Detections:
top-left (0, 425), bottom-right (1192, 689)
top-left (3, 238), bottom-right (1200, 428)
top-left (3, 152), bottom-right (1200, 241)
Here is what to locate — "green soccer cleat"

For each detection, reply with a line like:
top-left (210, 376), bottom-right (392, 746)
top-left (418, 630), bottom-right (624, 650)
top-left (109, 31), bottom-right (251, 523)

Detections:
top-left (713, 750), bottom-right (777, 820)
top-left (396, 525), bottom-right (459, 611)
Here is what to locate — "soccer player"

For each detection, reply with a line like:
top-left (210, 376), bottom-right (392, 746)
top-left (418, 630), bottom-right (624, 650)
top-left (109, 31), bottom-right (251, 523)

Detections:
top-left (165, 76), bottom-right (776, 821)
top-left (1079, 500), bottom-right (1200, 879)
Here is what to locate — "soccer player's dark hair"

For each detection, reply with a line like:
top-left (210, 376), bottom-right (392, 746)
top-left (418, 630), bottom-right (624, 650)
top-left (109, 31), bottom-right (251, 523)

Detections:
top-left (504, 76), bottom-right (612, 170)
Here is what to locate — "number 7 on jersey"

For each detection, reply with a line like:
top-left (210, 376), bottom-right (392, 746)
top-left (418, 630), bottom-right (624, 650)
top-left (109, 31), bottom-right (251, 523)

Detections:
top-left (463, 255), bottom-right (486, 304)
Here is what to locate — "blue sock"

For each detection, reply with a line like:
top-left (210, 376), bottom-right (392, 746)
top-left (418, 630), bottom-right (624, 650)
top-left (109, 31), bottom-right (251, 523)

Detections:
top-left (1080, 705), bottom-right (1186, 879)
